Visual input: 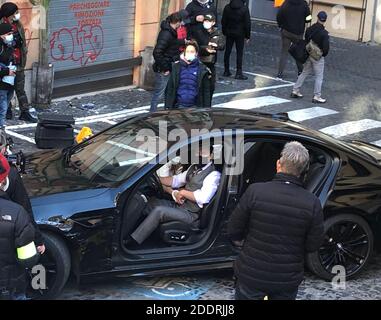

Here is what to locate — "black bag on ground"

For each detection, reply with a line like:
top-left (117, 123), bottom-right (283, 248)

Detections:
top-left (289, 39), bottom-right (309, 64)
top-left (35, 113), bottom-right (75, 149)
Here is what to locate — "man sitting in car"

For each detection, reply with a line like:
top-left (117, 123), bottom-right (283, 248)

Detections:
top-left (128, 143), bottom-right (221, 245)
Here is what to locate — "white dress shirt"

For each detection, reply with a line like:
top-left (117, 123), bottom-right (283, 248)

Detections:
top-left (171, 162), bottom-right (221, 208)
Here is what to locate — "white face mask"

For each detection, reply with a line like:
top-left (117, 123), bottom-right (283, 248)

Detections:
top-left (4, 34), bottom-right (13, 44)
top-left (13, 13), bottom-right (20, 21)
top-left (203, 21), bottom-right (213, 30)
top-left (185, 53), bottom-right (197, 62)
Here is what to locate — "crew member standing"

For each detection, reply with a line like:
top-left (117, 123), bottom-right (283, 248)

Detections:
top-left (1, 2), bottom-right (37, 122)
top-left (185, 0), bottom-right (217, 38)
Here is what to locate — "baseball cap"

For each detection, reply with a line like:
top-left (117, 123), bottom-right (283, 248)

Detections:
top-left (204, 14), bottom-right (216, 22)
top-left (178, 9), bottom-right (191, 24)
top-left (317, 11), bottom-right (328, 22)
top-left (0, 153), bottom-right (10, 184)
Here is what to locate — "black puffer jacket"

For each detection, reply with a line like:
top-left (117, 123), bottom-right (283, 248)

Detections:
top-left (276, 0), bottom-right (311, 36)
top-left (6, 166), bottom-right (44, 246)
top-left (0, 40), bottom-right (14, 91)
top-left (153, 20), bottom-right (184, 73)
top-left (228, 173), bottom-right (324, 293)
top-left (193, 27), bottom-right (225, 65)
top-left (305, 22), bottom-right (330, 57)
top-left (221, 0), bottom-right (251, 39)
top-left (0, 191), bottom-right (37, 292)
top-left (185, 0), bottom-right (218, 38)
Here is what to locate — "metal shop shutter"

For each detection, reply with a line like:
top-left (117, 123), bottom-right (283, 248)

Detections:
top-left (48, 0), bottom-right (135, 72)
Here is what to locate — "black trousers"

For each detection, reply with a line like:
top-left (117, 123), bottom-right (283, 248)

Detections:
top-left (235, 283), bottom-right (298, 300)
top-left (224, 35), bottom-right (245, 73)
top-left (9, 70), bottom-right (30, 112)
top-left (204, 63), bottom-right (216, 97)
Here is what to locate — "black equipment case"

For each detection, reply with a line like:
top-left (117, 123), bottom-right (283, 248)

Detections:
top-left (35, 113), bottom-right (75, 149)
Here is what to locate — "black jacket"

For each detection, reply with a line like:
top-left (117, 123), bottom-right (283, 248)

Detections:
top-left (185, 0), bottom-right (218, 38)
top-left (221, 0), bottom-right (251, 39)
top-left (0, 192), bottom-right (37, 292)
top-left (6, 166), bottom-right (44, 246)
top-left (0, 40), bottom-right (15, 91)
top-left (193, 27), bottom-right (225, 65)
top-left (228, 173), bottom-right (324, 293)
top-left (276, 0), bottom-right (311, 36)
top-left (305, 23), bottom-right (330, 57)
top-left (164, 58), bottom-right (212, 109)
top-left (153, 20), bottom-right (184, 73)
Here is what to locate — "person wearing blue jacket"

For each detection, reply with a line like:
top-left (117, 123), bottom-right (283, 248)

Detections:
top-left (164, 41), bottom-right (212, 109)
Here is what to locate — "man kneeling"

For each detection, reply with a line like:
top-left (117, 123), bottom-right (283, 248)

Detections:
top-left (129, 144), bottom-right (221, 245)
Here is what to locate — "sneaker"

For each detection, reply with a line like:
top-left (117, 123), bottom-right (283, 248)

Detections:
top-left (297, 71), bottom-right (303, 77)
top-left (223, 70), bottom-right (232, 77)
top-left (312, 96), bottom-right (327, 104)
top-left (19, 111), bottom-right (38, 123)
top-left (235, 74), bottom-right (248, 80)
top-left (291, 90), bottom-right (303, 98)
top-left (276, 72), bottom-right (284, 80)
top-left (6, 107), bottom-right (13, 120)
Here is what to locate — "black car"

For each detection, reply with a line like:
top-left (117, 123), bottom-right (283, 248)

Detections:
top-left (23, 109), bottom-right (381, 299)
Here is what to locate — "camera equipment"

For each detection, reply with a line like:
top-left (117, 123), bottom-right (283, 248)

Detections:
top-left (4, 137), bottom-right (26, 174)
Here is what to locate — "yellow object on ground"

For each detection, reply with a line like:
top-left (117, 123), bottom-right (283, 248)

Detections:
top-left (76, 127), bottom-right (93, 144)
top-left (274, 0), bottom-right (285, 7)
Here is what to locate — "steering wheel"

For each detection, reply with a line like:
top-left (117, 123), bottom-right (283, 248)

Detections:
top-left (147, 171), bottom-right (165, 196)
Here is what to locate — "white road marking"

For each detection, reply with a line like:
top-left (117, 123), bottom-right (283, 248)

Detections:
top-left (101, 119), bottom-right (117, 125)
top-left (287, 107), bottom-right (338, 122)
top-left (241, 71), bottom-right (295, 85)
top-left (5, 129), bottom-right (36, 144)
top-left (371, 140), bottom-right (381, 147)
top-left (213, 83), bottom-right (294, 98)
top-left (320, 119), bottom-right (381, 138)
top-left (214, 96), bottom-right (290, 110)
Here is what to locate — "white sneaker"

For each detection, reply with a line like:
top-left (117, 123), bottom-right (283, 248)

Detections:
top-left (312, 96), bottom-right (327, 103)
top-left (291, 90), bottom-right (303, 98)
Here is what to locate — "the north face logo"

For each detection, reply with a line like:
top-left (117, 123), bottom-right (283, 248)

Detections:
top-left (1, 215), bottom-right (12, 221)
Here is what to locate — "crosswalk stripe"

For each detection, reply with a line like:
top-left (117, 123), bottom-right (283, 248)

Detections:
top-left (287, 107), bottom-right (338, 122)
top-left (371, 140), bottom-right (381, 147)
top-left (320, 119), bottom-right (381, 138)
top-left (214, 96), bottom-right (290, 110)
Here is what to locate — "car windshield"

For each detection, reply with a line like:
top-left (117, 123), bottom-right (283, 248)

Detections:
top-left (68, 112), bottom-right (214, 184)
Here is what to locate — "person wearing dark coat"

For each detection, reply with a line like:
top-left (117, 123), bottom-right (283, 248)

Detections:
top-left (1, 2), bottom-right (37, 122)
top-left (0, 129), bottom-right (45, 253)
top-left (164, 41), bottom-right (212, 109)
top-left (193, 14), bottom-right (225, 97)
top-left (150, 12), bottom-right (185, 112)
top-left (185, 0), bottom-right (217, 38)
top-left (276, 0), bottom-right (312, 79)
top-left (0, 154), bottom-right (39, 300)
top-left (292, 11), bottom-right (330, 104)
top-left (228, 141), bottom-right (324, 300)
top-left (221, 0), bottom-right (251, 80)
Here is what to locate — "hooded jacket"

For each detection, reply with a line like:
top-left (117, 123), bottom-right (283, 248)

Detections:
top-left (165, 56), bottom-right (212, 109)
top-left (221, 0), bottom-right (251, 39)
top-left (0, 191), bottom-right (37, 293)
top-left (193, 27), bottom-right (225, 65)
top-left (228, 173), bottom-right (324, 293)
top-left (153, 20), bottom-right (184, 73)
top-left (276, 0), bottom-right (312, 36)
top-left (185, 0), bottom-right (218, 38)
top-left (0, 39), bottom-right (15, 91)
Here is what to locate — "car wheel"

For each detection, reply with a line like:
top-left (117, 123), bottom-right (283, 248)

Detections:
top-left (306, 214), bottom-right (373, 281)
top-left (27, 232), bottom-right (71, 300)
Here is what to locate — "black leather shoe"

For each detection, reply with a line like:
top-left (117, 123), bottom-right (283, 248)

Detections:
top-left (19, 111), bottom-right (38, 123)
top-left (235, 74), bottom-right (248, 80)
top-left (6, 107), bottom-right (13, 120)
top-left (223, 70), bottom-right (232, 77)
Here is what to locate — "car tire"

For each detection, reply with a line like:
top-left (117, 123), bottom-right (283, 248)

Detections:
top-left (306, 214), bottom-right (373, 281)
top-left (29, 232), bottom-right (71, 300)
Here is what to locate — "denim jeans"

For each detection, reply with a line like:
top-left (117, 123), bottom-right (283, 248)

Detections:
top-left (150, 72), bottom-right (170, 112)
top-left (0, 89), bottom-right (14, 127)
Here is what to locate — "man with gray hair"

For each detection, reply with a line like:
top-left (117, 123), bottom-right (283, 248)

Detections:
top-left (228, 141), bottom-right (324, 300)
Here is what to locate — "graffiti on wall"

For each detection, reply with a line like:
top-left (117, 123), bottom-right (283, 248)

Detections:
top-left (49, 1), bottom-right (110, 67)
top-left (50, 24), bottom-right (104, 66)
